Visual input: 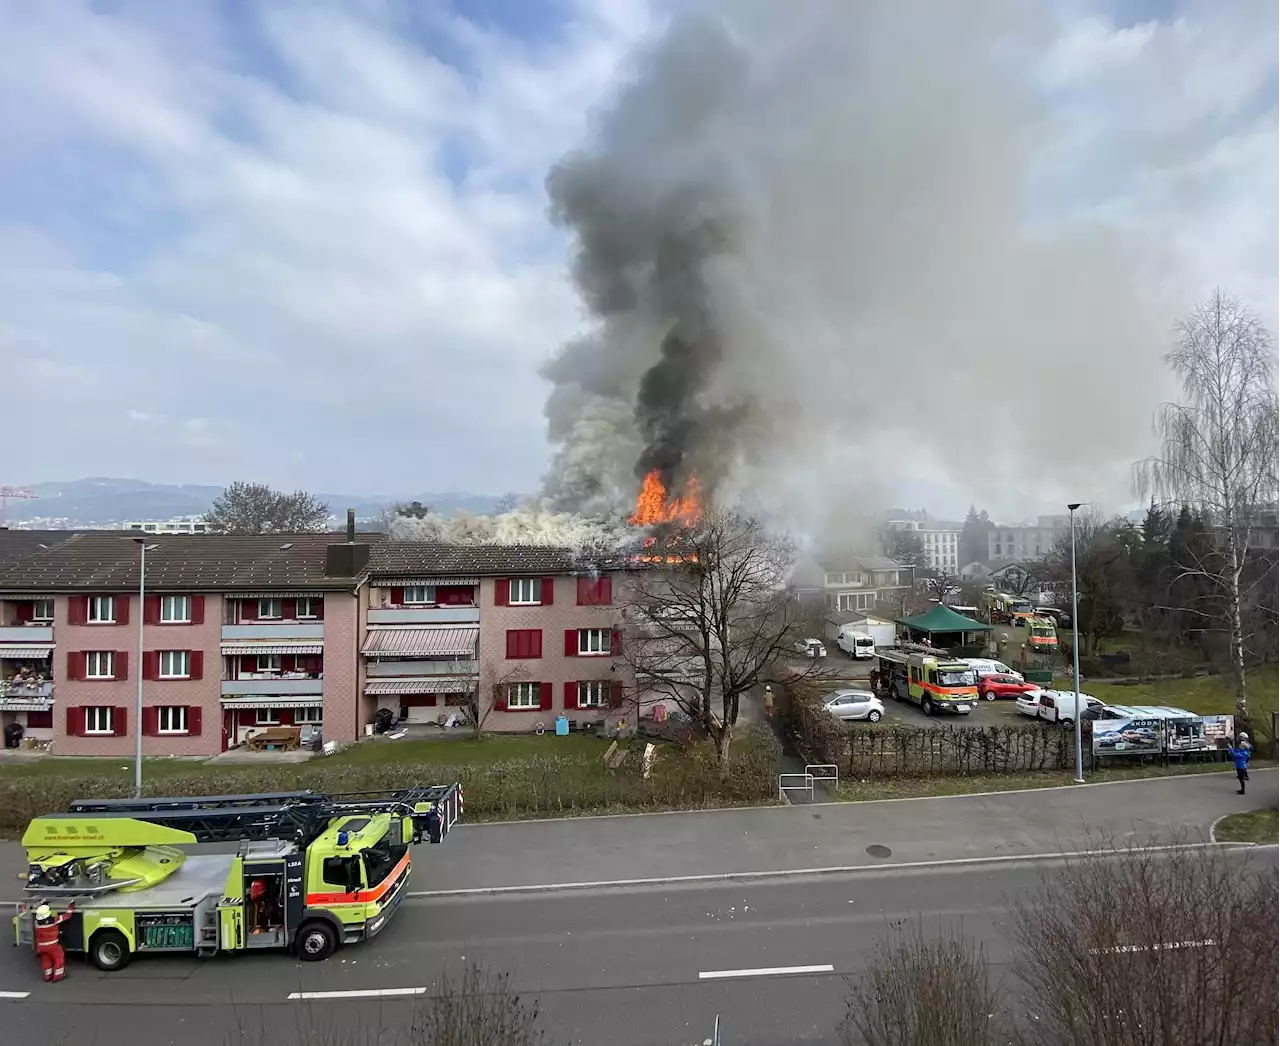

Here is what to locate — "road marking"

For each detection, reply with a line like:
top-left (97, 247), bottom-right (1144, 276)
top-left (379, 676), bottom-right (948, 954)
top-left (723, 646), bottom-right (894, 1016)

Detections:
top-left (1090, 939), bottom-right (1216, 955)
top-left (699, 964), bottom-right (834, 980)
top-left (287, 987), bottom-right (428, 1000)
top-left (0, 992), bottom-right (30, 1000)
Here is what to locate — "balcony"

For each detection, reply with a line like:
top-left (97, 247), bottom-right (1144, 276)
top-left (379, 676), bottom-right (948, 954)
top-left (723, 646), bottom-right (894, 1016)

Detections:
top-left (366, 659), bottom-right (478, 678)
top-left (0, 625), bottom-right (54, 647)
top-left (221, 623), bottom-right (325, 643)
top-left (0, 679), bottom-right (54, 710)
top-left (221, 678), bottom-right (325, 696)
top-left (367, 606), bottom-right (480, 625)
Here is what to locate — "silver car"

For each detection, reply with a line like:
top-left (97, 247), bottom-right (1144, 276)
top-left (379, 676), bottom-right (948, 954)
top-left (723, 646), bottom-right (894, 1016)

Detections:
top-left (823, 689), bottom-right (885, 723)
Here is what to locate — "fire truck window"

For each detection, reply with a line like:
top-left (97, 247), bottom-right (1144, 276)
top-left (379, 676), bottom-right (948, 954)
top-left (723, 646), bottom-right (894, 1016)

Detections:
top-left (323, 856), bottom-right (363, 892)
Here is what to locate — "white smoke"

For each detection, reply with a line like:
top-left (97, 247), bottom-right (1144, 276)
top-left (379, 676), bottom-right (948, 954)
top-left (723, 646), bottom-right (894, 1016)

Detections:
top-left (390, 506), bottom-right (631, 550)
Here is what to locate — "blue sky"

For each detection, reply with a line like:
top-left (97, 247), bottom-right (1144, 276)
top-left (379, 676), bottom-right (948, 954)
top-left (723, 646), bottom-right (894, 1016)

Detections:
top-left (0, 0), bottom-right (1274, 520)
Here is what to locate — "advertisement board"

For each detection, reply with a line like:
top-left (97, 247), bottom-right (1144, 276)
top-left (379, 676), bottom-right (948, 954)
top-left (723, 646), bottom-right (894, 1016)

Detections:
top-left (1199, 715), bottom-right (1236, 748)
top-left (1091, 717), bottom-right (1163, 756)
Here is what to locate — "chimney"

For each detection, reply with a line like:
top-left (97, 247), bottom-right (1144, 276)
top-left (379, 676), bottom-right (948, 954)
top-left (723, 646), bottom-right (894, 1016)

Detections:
top-left (325, 507), bottom-right (370, 578)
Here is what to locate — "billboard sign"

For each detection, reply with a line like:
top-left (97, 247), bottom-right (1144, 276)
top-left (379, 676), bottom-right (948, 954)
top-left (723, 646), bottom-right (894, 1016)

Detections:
top-left (1199, 714), bottom-right (1236, 748)
top-left (1092, 717), bottom-right (1163, 756)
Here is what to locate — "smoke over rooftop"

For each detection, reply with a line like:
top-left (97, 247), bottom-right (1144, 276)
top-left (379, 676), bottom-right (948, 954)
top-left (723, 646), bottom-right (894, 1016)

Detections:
top-left (536, 0), bottom-right (1235, 528)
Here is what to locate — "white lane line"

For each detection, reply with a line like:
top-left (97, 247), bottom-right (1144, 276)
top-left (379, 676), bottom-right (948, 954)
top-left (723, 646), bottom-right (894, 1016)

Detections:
top-left (288, 987), bottom-right (428, 1000)
top-left (699, 964), bottom-right (835, 980)
top-left (1089, 939), bottom-right (1215, 955)
top-left (0, 992), bottom-right (31, 1000)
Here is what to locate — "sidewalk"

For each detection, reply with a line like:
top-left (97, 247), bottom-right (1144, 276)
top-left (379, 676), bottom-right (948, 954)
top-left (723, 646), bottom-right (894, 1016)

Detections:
top-left (2, 770), bottom-right (1272, 897)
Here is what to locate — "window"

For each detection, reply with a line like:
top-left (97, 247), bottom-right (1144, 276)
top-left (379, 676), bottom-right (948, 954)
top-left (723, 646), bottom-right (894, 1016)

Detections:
top-left (257, 654), bottom-right (282, 673)
top-left (88, 596), bottom-right (116, 623)
top-left (578, 681), bottom-right (607, 707)
top-left (824, 572), bottom-right (845, 585)
top-left (160, 595), bottom-right (191, 623)
top-left (32, 598), bottom-right (54, 622)
top-left (295, 706), bottom-right (323, 725)
top-left (296, 597), bottom-right (320, 618)
top-left (576, 576), bottom-right (613, 606)
top-left (837, 592), bottom-right (872, 612)
top-left (158, 651), bottom-right (190, 679)
top-left (506, 682), bottom-right (540, 709)
top-left (403, 586), bottom-right (435, 605)
top-left (84, 706), bottom-right (114, 734)
top-left (257, 598), bottom-right (282, 619)
top-left (994, 544), bottom-right (1002, 554)
top-left (157, 706), bottom-right (188, 733)
top-left (578, 629), bottom-right (609, 655)
top-left (85, 651), bottom-right (115, 679)
top-left (509, 578), bottom-right (542, 605)
top-left (255, 708), bottom-right (279, 725)
top-left (505, 629), bottom-right (543, 659)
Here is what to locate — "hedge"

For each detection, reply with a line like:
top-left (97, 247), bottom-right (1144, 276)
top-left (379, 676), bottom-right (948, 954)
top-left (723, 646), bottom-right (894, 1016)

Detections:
top-left (0, 726), bottom-right (782, 837)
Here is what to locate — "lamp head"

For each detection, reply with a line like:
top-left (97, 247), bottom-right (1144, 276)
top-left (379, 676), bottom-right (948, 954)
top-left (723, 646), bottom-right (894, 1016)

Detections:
top-left (1067, 503), bottom-right (1082, 511)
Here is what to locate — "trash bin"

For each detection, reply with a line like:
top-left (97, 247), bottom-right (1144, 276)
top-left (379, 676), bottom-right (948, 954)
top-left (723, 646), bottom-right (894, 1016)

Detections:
top-left (555, 715), bottom-right (569, 736)
top-left (652, 704), bottom-right (667, 723)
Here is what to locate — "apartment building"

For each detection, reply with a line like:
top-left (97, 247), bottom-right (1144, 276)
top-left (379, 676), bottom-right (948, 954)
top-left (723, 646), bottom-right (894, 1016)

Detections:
top-left (988, 515), bottom-right (1072, 563)
top-left (790, 553), bottom-right (915, 614)
top-left (885, 519), bottom-right (963, 570)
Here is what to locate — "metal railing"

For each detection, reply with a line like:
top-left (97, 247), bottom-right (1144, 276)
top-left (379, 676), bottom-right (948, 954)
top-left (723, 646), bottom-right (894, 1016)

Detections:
top-left (778, 773), bottom-right (814, 801)
top-left (805, 763), bottom-right (839, 790)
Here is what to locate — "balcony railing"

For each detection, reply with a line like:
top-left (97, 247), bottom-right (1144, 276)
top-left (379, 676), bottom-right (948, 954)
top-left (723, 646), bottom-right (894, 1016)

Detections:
top-left (221, 623), bottom-right (325, 642)
top-left (367, 606), bottom-right (480, 625)
top-left (221, 678), bottom-right (325, 696)
top-left (0, 680), bottom-right (54, 699)
top-left (0, 625), bottom-right (54, 645)
top-left (366, 659), bottom-right (478, 678)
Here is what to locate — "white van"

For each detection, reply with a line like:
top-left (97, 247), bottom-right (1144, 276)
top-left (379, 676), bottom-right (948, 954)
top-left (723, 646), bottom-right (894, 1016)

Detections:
top-left (837, 629), bottom-right (877, 660)
top-left (963, 658), bottom-right (1023, 682)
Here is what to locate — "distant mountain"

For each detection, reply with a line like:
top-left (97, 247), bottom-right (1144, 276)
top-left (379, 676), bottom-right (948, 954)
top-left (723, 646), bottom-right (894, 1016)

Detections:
top-left (7, 478), bottom-right (507, 525)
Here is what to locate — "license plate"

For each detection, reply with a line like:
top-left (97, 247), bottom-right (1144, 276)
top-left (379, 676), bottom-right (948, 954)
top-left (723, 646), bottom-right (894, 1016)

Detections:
top-left (956, 704), bottom-right (971, 712)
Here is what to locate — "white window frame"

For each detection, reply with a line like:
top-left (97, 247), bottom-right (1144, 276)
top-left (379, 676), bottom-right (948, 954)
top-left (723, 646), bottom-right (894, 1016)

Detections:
top-left (85, 651), bottom-right (115, 679)
top-left (295, 706), bottom-right (324, 725)
top-left (257, 598), bottom-right (282, 620)
top-left (88, 595), bottom-right (116, 624)
top-left (158, 650), bottom-right (190, 679)
top-left (578, 681), bottom-right (607, 707)
top-left (578, 629), bottom-right (610, 656)
top-left (31, 598), bottom-right (54, 622)
top-left (508, 578), bottom-right (543, 605)
top-left (160, 595), bottom-right (191, 623)
top-left (824, 572), bottom-right (845, 585)
top-left (506, 681), bottom-right (540, 709)
top-left (157, 706), bottom-right (188, 734)
top-left (402, 586), bottom-right (435, 605)
top-left (257, 654), bottom-right (282, 674)
top-left (255, 708), bottom-right (279, 725)
top-left (83, 706), bottom-right (115, 734)
top-left (296, 597), bottom-right (320, 618)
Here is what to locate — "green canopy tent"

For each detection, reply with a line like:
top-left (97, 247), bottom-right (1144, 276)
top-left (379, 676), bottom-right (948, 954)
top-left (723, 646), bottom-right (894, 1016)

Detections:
top-left (896, 604), bottom-right (993, 648)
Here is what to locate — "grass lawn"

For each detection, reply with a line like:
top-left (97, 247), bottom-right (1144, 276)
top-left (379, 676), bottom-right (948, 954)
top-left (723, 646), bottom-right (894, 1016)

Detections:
top-left (0, 756), bottom-right (213, 780)
top-left (324, 732), bottom-right (614, 766)
top-left (1086, 665), bottom-right (1278, 731)
top-left (1214, 809), bottom-right (1279, 844)
top-left (831, 760), bottom-right (1272, 803)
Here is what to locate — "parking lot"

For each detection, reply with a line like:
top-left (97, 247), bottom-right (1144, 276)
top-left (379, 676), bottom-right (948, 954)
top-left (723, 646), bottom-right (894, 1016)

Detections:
top-left (879, 692), bottom-right (1036, 728)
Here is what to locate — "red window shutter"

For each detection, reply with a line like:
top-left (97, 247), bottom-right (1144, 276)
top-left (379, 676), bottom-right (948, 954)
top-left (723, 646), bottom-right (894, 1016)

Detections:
top-left (611, 629), bottom-right (623, 656)
top-left (564, 681), bottom-right (578, 710)
top-left (142, 706), bottom-right (159, 736)
top-left (113, 706), bottom-right (128, 737)
top-left (576, 578), bottom-right (590, 606)
top-left (390, 587), bottom-right (404, 605)
top-left (494, 579), bottom-right (509, 606)
top-left (190, 595), bottom-right (205, 625)
top-left (243, 654), bottom-right (257, 674)
top-left (564, 629), bottom-right (578, 657)
top-left (529, 630), bottom-right (542, 658)
top-left (278, 709), bottom-right (294, 726)
top-left (26, 710), bottom-right (52, 730)
top-left (492, 684), bottom-right (507, 712)
top-left (188, 706), bottom-right (202, 736)
top-left (600, 577), bottom-right (613, 605)
top-left (14, 602), bottom-right (33, 623)
top-left (68, 596), bottom-right (87, 626)
top-left (609, 682), bottom-right (624, 709)
top-left (66, 651), bottom-right (84, 681)
top-left (116, 597), bottom-right (130, 626)
top-left (142, 651), bottom-right (159, 680)
top-left (189, 651), bottom-right (204, 680)
top-left (143, 597), bottom-right (161, 624)
top-left (241, 601), bottom-right (258, 622)
top-left (66, 706), bottom-right (84, 737)
top-left (313, 598), bottom-right (324, 621)
top-left (506, 630), bottom-right (520, 659)
top-left (115, 652), bottom-right (129, 681)
top-left (541, 578), bottom-right (554, 605)
top-left (282, 598), bottom-right (297, 620)
top-left (539, 681), bottom-right (553, 711)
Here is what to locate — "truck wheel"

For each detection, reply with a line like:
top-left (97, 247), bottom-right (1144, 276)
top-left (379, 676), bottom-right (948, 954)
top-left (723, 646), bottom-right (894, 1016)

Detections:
top-left (296, 921), bottom-right (338, 962)
top-left (89, 929), bottom-right (132, 972)
top-left (922, 697), bottom-right (935, 716)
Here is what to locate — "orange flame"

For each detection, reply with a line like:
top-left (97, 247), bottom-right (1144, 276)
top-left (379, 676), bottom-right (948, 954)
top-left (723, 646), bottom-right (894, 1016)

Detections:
top-left (629, 470), bottom-right (702, 527)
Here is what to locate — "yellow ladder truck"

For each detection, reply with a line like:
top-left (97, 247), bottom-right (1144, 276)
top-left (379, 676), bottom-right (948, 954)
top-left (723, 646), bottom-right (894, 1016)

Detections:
top-left (13, 784), bottom-right (461, 971)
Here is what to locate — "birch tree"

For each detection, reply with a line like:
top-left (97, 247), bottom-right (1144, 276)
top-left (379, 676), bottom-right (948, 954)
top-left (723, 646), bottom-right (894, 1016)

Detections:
top-left (1134, 290), bottom-right (1279, 721)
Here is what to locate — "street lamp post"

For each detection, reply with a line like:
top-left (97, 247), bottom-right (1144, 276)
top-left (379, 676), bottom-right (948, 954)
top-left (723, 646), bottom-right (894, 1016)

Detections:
top-left (132, 539), bottom-right (159, 798)
top-left (1067, 503), bottom-right (1086, 784)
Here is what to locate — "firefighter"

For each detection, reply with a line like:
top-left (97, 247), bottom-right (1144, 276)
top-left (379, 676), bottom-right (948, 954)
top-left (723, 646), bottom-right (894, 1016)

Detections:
top-left (33, 901), bottom-right (75, 982)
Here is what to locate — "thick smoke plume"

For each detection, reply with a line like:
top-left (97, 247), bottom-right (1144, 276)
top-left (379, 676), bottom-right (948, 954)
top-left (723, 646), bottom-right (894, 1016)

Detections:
top-left (538, 0), bottom-right (1202, 531)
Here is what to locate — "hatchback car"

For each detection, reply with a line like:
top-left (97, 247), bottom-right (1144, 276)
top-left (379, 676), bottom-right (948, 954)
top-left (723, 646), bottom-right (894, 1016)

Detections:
top-left (795, 638), bottom-right (827, 658)
top-left (978, 673), bottom-right (1040, 701)
top-left (1015, 690), bottom-right (1046, 718)
top-left (823, 690), bottom-right (884, 723)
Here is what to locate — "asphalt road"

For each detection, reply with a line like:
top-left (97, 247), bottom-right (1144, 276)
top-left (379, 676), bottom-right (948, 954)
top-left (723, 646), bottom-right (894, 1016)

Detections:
top-left (0, 861), bottom-right (1148, 1045)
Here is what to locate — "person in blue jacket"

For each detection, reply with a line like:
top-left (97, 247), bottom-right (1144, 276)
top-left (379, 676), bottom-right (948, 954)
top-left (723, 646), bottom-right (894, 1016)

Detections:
top-left (1225, 738), bottom-right (1252, 795)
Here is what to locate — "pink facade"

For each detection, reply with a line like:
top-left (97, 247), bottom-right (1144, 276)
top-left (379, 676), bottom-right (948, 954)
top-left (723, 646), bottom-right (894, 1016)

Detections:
top-left (321, 592), bottom-right (362, 744)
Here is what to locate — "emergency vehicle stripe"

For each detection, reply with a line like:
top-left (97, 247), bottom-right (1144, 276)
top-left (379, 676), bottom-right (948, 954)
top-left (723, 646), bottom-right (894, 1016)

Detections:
top-left (306, 851), bottom-right (411, 906)
top-left (917, 682), bottom-right (978, 697)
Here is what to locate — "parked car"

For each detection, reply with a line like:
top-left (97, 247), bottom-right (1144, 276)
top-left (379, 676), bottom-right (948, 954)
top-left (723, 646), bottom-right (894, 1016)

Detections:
top-left (795, 638), bottom-right (827, 658)
top-left (1016, 690), bottom-right (1047, 719)
top-left (823, 689), bottom-right (885, 723)
top-left (1036, 690), bottom-right (1102, 726)
top-left (977, 673), bottom-right (1040, 701)
top-left (963, 658), bottom-right (1024, 682)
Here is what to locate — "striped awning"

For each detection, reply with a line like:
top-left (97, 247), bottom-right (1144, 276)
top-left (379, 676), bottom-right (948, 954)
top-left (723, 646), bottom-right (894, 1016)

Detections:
top-left (362, 627), bottom-right (478, 657)
top-left (221, 642), bottom-right (324, 655)
top-left (220, 697), bottom-right (322, 710)
top-left (365, 678), bottom-right (473, 696)
top-left (0, 644), bottom-right (55, 657)
top-left (0, 699), bottom-right (53, 712)
top-left (231, 592), bottom-right (322, 599)
top-left (373, 578), bottom-right (479, 587)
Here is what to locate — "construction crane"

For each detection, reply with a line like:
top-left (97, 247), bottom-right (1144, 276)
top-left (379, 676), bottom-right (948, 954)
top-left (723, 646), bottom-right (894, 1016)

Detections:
top-left (0, 485), bottom-right (36, 526)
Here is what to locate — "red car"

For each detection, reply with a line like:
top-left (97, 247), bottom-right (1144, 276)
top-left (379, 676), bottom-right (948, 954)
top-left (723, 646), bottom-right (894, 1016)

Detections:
top-left (978, 673), bottom-right (1040, 701)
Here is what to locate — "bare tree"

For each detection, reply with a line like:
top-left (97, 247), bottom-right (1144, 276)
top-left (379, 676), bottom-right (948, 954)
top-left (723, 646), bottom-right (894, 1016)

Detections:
top-left (620, 508), bottom-right (815, 772)
top-left (205, 481), bottom-right (331, 534)
top-left (1134, 291), bottom-right (1279, 720)
top-left (411, 961), bottom-right (549, 1046)
top-left (493, 492), bottom-right (522, 513)
top-left (838, 921), bottom-right (1004, 1046)
top-left (919, 567), bottom-right (962, 604)
top-left (462, 661), bottom-right (528, 741)
top-left (1042, 512), bottom-right (1131, 654)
